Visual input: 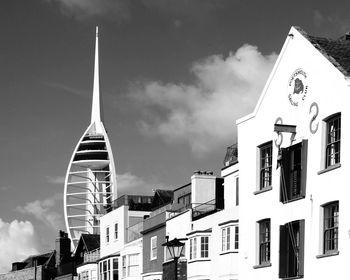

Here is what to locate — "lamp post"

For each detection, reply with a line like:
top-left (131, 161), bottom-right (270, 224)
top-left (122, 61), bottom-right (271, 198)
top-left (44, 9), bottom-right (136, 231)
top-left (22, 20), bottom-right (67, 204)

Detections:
top-left (162, 237), bottom-right (186, 280)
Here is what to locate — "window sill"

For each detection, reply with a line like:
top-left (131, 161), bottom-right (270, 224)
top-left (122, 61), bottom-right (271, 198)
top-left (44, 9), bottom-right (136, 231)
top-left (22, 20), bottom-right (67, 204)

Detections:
top-left (219, 250), bottom-right (238, 256)
top-left (280, 276), bottom-right (303, 280)
top-left (316, 251), bottom-right (339, 259)
top-left (253, 262), bottom-right (271, 269)
top-left (281, 195), bottom-right (305, 204)
top-left (188, 258), bottom-right (211, 264)
top-left (317, 163), bottom-right (341, 175)
top-left (253, 186), bottom-right (272, 195)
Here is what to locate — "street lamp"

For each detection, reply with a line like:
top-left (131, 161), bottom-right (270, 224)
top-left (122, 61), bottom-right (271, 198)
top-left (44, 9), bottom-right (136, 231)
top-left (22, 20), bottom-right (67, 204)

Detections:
top-left (162, 237), bottom-right (186, 280)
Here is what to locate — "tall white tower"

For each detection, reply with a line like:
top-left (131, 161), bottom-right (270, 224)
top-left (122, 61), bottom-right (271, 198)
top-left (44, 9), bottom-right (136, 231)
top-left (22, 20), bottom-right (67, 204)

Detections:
top-left (64, 27), bottom-right (117, 249)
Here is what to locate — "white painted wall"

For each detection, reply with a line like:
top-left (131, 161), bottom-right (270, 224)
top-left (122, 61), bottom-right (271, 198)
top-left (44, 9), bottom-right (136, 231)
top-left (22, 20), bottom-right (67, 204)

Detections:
top-left (237, 26), bottom-right (350, 280)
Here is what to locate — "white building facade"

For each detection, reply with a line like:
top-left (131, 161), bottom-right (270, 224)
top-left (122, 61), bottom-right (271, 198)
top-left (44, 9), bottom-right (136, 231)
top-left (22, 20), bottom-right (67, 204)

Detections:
top-left (237, 26), bottom-right (350, 279)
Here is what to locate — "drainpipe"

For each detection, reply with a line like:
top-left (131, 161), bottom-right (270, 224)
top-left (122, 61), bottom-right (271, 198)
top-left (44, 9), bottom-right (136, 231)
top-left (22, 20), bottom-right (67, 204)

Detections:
top-left (34, 258), bottom-right (37, 280)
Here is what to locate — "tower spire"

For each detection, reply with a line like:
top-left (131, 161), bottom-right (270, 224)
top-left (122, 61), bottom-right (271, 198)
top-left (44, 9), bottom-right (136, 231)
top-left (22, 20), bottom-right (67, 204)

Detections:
top-left (91, 26), bottom-right (102, 124)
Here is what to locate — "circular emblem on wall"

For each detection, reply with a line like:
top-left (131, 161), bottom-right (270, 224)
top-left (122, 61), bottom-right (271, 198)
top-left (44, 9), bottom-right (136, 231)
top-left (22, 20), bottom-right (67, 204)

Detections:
top-left (287, 68), bottom-right (308, 106)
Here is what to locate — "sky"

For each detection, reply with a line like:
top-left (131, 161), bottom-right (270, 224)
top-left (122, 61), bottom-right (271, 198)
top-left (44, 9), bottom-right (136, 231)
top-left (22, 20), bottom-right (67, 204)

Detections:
top-left (1, 0), bottom-right (350, 272)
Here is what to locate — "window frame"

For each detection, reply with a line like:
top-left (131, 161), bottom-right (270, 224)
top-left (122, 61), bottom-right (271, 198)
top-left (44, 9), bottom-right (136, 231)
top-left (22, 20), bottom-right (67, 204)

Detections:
top-left (106, 227), bottom-right (110, 244)
top-left (114, 223), bottom-right (118, 241)
top-left (279, 220), bottom-right (305, 279)
top-left (150, 236), bottom-right (157, 260)
top-left (325, 113), bottom-right (341, 168)
top-left (258, 141), bottom-right (273, 190)
top-left (189, 235), bottom-right (211, 261)
top-left (323, 201), bottom-right (339, 255)
top-left (280, 140), bottom-right (308, 203)
top-left (258, 219), bottom-right (271, 265)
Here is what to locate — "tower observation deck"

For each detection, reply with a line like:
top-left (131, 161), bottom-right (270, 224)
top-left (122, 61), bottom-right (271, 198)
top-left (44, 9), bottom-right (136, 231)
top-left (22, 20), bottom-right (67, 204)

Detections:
top-left (64, 27), bottom-right (117, 249)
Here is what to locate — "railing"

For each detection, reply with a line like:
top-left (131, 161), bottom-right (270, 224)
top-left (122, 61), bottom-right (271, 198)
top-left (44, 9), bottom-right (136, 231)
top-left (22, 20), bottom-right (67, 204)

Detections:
top-left (192, 199), bottom-right (217, 219)
top-left (166, 203), bottom-right (192, 219)
top-left (224, 144), bottom-right (238, 167)
top-left (84, 248), bottom-right (100, 263)
top-left (126, 222), bottom-right (143, 243)
top-left (113, 195), bottom-right (153, 211)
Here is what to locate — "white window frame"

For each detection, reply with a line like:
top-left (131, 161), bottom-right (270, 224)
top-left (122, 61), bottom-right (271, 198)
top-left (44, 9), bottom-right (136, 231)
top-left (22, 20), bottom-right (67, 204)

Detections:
top-left (221, 224), bottom-right (239, 253)
top-left (121, 254), bottom-right (139, 278)
top-left (189, 234), bottom-right (210, 261)
top-left (150, 236), bottom-right (157, 260)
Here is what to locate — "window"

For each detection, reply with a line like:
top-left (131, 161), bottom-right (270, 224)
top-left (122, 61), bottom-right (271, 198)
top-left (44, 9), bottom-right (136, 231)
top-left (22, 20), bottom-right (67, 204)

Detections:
top-left (258, 219), bottom-right (270, 265)
top-left (325, 114), bottom-right (341, 168)
top-left (259, 142), bottom-right (272, 190)
top-left (234, 226), bottom-right (239, 250)
top-left (106, 227), bottom-right (110, 243)
top-left (189, 235), bottom-right (210, 260)
top-left (280, 140), bottom-right (308, 203)
top-left (121, 254), bottom-right (139, 278)
top-left (100, 260), bottom-right (110, 280)
top-left (323, 202), bottom-right (339, 254)
top-left (79, 271), bottom-right (89, 280)
top-left (114, 223), bottom-right (118, 240)
top-left (222, 226), bottom-right (231, 252)
top-left (221, 224), bottom-right (239, 253)
top-left (150, 236), bottom-right (157, 260)
top-left (279, 220), bottom-right (305, 279)
top-left (178, 193), bottom-right (191, 207)
top-left (189, 237), bottom-right (197, 260)
top-left (112, 258), bottom-right (118, 280)
top-left (128, 254), bottom-right (139, 277)
top-left (122, 256), bottom-right (126, 278)
top-left (200, 236), bottom-right (209, 258)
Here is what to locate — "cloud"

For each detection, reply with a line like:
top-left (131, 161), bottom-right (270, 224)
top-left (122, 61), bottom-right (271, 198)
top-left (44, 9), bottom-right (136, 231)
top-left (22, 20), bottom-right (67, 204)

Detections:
top-left (46, 175), bottom-right (65, 184)
top-left (117, 172), bottom-right (158, 195)
top-left (131, 44), bottom-right (277, 155)
top-left (45, 0), bottom-right (130, 21)
top-left (0, 218), bottom-right (39, 273)
top-left (16, 193), bottom-right (64, 230)
top-left (0, 186), bottom-right (10, 191)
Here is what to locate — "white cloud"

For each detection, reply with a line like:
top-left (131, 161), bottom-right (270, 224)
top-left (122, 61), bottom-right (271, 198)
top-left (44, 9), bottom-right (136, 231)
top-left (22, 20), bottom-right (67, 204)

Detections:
top-left (0, 218), bottom-right (39, 273)
top-left (16, 194), bottom-right (64, 230)
top-left (46, 0), bottom-right (130, 20)
top-left (46, 175), bottom-right (66, 184)
top-left (131, 44), bottom-right (277, 155)
top-left (117, 172), bottom-right (158, 196)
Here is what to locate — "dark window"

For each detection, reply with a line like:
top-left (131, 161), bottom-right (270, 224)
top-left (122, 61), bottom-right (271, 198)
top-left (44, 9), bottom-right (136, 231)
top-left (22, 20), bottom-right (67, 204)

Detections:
top-left (259, 219), bottom-right (270, 265)
top-left (279, 220), bottom-right (305, 279)
top-left (259, 142), bottom-right (272, 190)
top-left (178, 193), bottom-right (191, 207)
top-left (325, 114), bottom-right (341, 168)
top-left (113, 258), bottom-right (118, 280)
top-left (280, 140), bottom-right (308, 203)
top-left (323, 201), bottom-right (339, 254)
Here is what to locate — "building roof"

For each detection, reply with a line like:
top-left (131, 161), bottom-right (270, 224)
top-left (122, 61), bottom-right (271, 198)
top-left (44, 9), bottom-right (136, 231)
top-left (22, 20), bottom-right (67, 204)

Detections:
top-left (80, 234), bottom-right (100, 251)
top-left (296, 26), bottom-right (350, 76)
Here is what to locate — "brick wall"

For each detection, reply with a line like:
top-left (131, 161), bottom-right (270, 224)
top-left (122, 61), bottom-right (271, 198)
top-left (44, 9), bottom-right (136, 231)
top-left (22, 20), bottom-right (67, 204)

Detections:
top-left (0, 265), bottom-right (43, 280)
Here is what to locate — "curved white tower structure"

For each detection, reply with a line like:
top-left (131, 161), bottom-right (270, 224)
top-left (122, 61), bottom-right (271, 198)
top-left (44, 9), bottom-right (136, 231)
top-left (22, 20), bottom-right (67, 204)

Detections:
top-left (64, 27), bottom-right (117, 249)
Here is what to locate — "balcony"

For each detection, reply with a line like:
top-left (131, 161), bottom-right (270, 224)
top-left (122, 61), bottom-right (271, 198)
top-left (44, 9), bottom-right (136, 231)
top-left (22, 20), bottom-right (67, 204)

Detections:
top-left (84, 248), bottom-right (100, 263)
top-left (192, 199), bottom-right (223, 220)
top-left (113, 194), bottom-right (153, 211)
top-left (224, 144), bottom-right (238, 167)
top-left (126, 222), bottom-right (143, 243)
